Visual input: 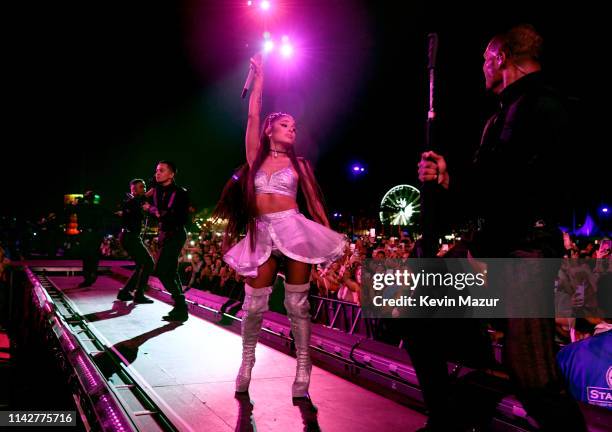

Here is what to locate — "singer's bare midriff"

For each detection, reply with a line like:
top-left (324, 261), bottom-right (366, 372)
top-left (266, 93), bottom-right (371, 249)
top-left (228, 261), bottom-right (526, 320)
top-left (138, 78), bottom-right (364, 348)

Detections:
top-left (256, 194), bottom-right (298, 216)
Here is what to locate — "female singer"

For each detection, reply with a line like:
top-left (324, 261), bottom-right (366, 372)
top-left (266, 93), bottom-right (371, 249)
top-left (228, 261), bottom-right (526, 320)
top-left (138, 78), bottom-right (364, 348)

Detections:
top-left (214, 54), bottom-right (347, 399)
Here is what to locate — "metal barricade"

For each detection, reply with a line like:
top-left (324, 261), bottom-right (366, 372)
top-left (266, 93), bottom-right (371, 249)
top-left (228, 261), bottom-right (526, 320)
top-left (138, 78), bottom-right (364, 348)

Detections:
top-left (311, 295), bottom-right (368, 335)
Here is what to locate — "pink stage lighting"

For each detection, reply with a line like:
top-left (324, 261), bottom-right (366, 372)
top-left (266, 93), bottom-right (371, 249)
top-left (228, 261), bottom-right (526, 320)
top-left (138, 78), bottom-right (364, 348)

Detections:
top-left (247, 1), bottom-right (252, 6)
top-left (260, 1), bottom-right (271, 10)
top-left (263, 39), bottom-right (275, 53)
top-left (280, 42), bottom-right (294, 58)
top-left (278, 35), bottom-right (294, 58)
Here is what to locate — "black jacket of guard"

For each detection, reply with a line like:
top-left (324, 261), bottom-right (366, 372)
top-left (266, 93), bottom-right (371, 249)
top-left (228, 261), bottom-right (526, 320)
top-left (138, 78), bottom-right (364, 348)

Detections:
top-left (449, 72), bottom-right (577, 257)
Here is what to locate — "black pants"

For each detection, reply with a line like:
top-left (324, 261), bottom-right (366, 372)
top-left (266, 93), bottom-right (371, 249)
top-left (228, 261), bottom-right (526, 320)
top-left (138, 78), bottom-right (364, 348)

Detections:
top-left (80, 231), bottom-right (102, 284)
top-left (402, 313), bottom-right (586, 430)
top-left (496, 253), bottom-right (585, 431)
top-left (503, 318), bottom-right (585, 431)
top-left (155, 230), bottom-right (186, 307)
top-left (401, 318), bottom-right (495, 431)
top-left (120, 232), bottom-right (154, 295)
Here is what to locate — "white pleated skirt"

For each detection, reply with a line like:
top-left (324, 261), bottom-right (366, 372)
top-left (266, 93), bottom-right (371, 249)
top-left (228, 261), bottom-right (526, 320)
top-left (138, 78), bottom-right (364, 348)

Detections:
top-left (223, 208), bottom-right (348, 278)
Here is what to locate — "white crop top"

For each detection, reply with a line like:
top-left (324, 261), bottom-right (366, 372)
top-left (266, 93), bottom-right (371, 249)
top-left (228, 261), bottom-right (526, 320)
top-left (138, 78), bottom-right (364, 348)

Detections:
top-left (254, 166), bottom-right (298, 198)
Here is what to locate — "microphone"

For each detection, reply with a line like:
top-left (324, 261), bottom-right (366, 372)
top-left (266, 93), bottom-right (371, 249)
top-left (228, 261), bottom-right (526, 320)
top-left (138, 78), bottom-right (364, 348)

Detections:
top-left (241, 63), bottom-right (255, 99)
top-left (427, 33), bottom-right (438, 70)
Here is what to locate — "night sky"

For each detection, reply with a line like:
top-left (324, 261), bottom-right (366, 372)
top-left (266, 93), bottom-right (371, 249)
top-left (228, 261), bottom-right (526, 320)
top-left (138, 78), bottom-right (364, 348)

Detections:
top-left (8, 1), bottom-right (609, 226)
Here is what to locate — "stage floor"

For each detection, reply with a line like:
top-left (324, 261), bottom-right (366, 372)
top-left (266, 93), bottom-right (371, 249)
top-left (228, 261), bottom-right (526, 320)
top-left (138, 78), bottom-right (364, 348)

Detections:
top-left (49, 275), bottom-right (426, 432)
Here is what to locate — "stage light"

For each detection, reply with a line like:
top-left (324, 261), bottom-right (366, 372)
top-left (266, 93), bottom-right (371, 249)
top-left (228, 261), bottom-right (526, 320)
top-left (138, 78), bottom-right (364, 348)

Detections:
top-left (263, 40), bottom-right (275, 53)
top-left (75, 352), bottom-right (102, 392)
top-left (280, 42), bottom-right (294, 58)
top-left (97, 394), bottom-right (130, 432)
top-left (602, 207), bottom-right (609, 214)
top-left (260, 0), bottom-right (270, 10)
top-left (247, 1), bottom-right (252, 5)
top-left (351, 163), bottom-right (366, 175)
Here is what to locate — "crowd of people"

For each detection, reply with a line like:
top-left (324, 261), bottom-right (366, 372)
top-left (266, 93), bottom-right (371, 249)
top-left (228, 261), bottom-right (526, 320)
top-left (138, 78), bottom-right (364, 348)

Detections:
top-left (171, 227), bottom-right (424, 306)
top-left (2, 210), bottom-right (609, 313)
top-left (130, 224), bottom-right (612, 333)
top-left (2, 211), bottom-right (610, 319)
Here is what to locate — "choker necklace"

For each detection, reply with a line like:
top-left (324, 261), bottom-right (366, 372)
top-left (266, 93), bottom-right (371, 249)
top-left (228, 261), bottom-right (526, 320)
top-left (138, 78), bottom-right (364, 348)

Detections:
top-left (271, 148), bottom-right (288, 158)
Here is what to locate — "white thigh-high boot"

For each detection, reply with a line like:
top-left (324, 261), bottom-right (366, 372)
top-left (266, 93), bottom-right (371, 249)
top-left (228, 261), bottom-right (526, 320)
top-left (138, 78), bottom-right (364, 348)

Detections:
top-left (284, 282), bottom-right (312, 398)
top-left (235, 283), bottom-right (272, 393)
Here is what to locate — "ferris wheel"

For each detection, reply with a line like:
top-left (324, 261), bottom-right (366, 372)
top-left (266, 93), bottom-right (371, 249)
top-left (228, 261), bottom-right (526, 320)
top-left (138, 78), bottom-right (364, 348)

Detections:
top-left (379, 184), bottom-right (421, 225)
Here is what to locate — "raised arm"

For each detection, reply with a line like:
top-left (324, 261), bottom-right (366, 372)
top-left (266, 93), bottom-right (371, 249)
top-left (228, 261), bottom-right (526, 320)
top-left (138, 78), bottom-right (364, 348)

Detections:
top-left (246, 54), bottom-right (264, 166)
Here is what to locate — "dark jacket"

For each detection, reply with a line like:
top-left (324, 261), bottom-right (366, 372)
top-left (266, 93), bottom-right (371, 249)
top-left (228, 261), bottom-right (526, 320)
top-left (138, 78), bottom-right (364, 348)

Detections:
top-left (454, 72), bottom-right (574, 256)
top-left (148, 182), bottom-right (190, 233)
top-left (121, 194), bottom-right (145, 232)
